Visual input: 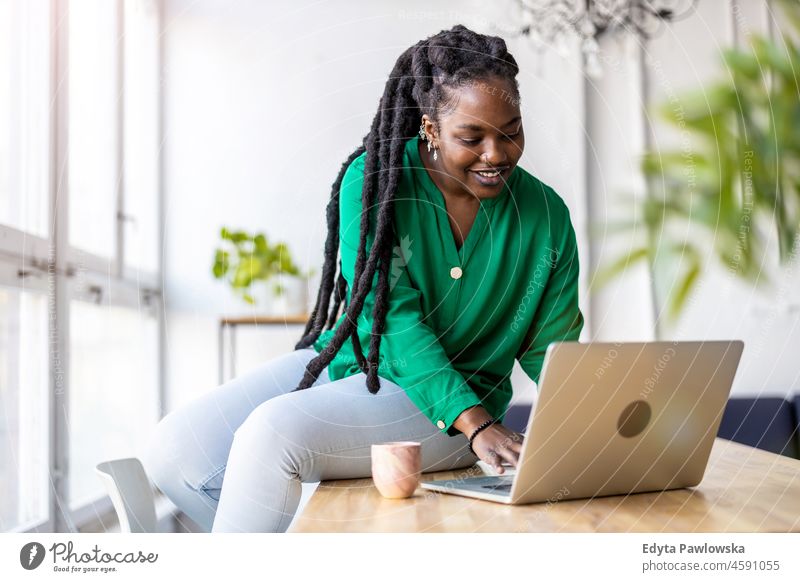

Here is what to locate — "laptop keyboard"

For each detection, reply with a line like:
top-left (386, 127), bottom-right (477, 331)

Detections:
top-left (421, 475), bottom-right (515, 496)
top-left (475, 476), bottom-right (515, 492)
top-left (481, 482), bottom-right (513, 492)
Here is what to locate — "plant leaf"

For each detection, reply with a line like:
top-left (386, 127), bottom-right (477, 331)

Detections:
top-left (589, 247), bottom-right (651, 293)
top-left (668, 253), bottom-right (701, 321)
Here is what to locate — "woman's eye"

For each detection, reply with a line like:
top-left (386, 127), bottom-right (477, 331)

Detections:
top-left (460, 131), bottom-right (520, 145)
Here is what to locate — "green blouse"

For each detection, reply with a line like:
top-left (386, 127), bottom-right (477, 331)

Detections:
top-left (312, 134), bottom-right (584, 437)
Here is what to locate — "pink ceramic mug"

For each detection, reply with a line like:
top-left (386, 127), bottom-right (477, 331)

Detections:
top-left (371, 441), bottom-right (422, 499)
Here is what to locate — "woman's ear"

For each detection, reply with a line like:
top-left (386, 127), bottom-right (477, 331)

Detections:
top-left (421, 115), bottom-right (437, 144)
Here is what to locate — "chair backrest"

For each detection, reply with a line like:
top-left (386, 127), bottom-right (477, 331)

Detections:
top-left (95, 458), bottom-right (157, 533)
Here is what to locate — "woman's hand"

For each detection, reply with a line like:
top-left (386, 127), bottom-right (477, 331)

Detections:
top-left (470, 423), bottom-right (524, 474)
top-left (452, 405), bottom-right (524, 474)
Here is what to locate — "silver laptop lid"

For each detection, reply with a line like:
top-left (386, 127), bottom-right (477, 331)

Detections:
top-left (511, 340), bottom-right (744, 504)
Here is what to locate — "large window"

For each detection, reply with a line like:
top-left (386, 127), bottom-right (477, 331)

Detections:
top-left (0, 0), bottom-right (50, 239)
top-left (0, 0), bottom-right (162, 533)
top-left (122, 0), bottom-right (160, 274)
top-left (0, 270), bottom-right (49, 532)
top-left (67, 0), bottom-right (119, 261)
top-left (68, 294), bottom-right (159, 510)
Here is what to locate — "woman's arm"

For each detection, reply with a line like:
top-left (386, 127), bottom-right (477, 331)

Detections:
top-left (516, 202), bottom-right (585, 385)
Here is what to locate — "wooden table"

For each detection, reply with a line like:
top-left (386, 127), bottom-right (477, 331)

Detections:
top-left (289, 438), bottom-right (800, 532)
top-left (218, 314), bottom-right (309, 383)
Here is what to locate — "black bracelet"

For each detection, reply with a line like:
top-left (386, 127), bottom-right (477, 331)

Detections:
top-left (467, 418), bottom-right (496, 455)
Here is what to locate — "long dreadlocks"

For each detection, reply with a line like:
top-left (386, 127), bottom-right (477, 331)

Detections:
top-left (293, 24), bottom-right (520, 394)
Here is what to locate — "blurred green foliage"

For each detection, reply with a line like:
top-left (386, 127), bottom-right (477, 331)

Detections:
top-left (212, 227), bottom-right (310, 305)
top-left (591, 0), bottom-right (800, 320)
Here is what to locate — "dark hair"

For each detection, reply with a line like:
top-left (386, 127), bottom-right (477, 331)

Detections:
top-left (292, 24), bottom-right (520, 394)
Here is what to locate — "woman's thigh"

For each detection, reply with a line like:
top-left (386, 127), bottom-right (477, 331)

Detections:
top-left (212, 368), bottom-right (480, 531)
top-left (143, 347), bottom-right (325, 497)
top-left (225, 369), bottom-right (480, 485)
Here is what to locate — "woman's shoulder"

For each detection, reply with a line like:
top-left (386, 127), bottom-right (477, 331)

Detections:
top-left (346, 136), bottom-right (423, 168)
top-left (339, 149), bottom-right (372, 205)
top-left (341, 146), bottom-right (401, 186)
top-left (342, 138), bottom-right (422, 195)
top-left (510, 165), bottom-right (572, 224)
top-left (343, 149), bottom-right (369, 179)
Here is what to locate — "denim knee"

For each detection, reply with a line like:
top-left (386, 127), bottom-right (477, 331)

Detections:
top-left (232, 397), bottom-right (308, 477)
top-left (142, 411), bottom-right (185, 493)
top-left (142, 410), bottom-right (229, 532)
top-left (143, 409), bottom-right (223, 496)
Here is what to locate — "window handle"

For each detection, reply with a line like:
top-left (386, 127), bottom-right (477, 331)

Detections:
top-left (117, 210), bottom-right (138, 229)
top-left (88, 285), bottom-right (103, 304)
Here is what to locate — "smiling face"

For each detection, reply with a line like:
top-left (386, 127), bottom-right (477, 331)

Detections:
top-left (420, 75), bottom-right (525, 202)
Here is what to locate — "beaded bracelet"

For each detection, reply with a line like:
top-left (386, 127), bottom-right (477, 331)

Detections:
top-left (467, 418), bottom-right (496, 455)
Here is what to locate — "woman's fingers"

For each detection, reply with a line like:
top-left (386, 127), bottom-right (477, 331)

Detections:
top-left (504, 436), bottom-right (523, 456)
top-left (497, 432), bottom-right (523, 465)
top-left (488, 450), bottom-right (505, 473)
top-left (497, 444), bottom-right (519, 468)
top-left (476, 426), bottom-right (525, 472)
top-left (490, 450), bottom-right (505, 473)
top-left (484, 444), bottom-right (513, 470)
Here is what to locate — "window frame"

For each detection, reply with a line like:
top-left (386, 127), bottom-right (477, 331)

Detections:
top-left (0, 0), bottom-right (165, 533)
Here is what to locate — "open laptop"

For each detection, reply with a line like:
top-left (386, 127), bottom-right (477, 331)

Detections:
top-left (420, 340), bottom-right (744, 504)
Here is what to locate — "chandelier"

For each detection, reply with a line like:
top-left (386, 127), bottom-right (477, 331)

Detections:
top-left (501, 0), bottom-right (699, 77)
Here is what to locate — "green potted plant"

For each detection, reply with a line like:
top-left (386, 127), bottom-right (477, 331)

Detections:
top-left (212, 227), bottom-right (312, 315)
top-left (591, 0), bottom-right (800, 322)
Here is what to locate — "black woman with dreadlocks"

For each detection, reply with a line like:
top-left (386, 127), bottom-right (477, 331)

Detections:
top-left (145, 24), bottom-right (583, 533)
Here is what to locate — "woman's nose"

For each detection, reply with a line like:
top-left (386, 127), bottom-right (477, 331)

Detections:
top-left (481, 140), bottom-right (508, 166)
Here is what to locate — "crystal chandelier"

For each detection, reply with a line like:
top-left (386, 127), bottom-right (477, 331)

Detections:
top-left (502, 0), bottom-right (698, 77)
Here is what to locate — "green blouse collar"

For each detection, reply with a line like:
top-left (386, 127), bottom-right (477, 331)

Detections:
top-left (405, 134), bottom-right (514, 209)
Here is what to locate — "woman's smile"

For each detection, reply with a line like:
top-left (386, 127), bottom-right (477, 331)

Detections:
top-left (469, 166), bottom-right (511, 188)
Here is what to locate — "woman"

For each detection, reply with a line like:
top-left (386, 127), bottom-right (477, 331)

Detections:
top-left (144, 24), bottom-right (584, 533)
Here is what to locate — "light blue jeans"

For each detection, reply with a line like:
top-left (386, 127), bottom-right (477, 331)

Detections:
top-left (143, 347), bottom-right (479, 532)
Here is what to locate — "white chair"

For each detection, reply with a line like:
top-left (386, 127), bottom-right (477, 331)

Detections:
top-left (95, 458), bottom-right (157, 533)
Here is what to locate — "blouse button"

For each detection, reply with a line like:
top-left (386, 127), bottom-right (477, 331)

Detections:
top-left (450, 266), bottom-right (463, 280)
top-left (436, 420), bottom-right (446, 430)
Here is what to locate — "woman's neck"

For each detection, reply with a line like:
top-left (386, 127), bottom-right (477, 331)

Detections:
top-left (417, 139), bottom-right (478, 207)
